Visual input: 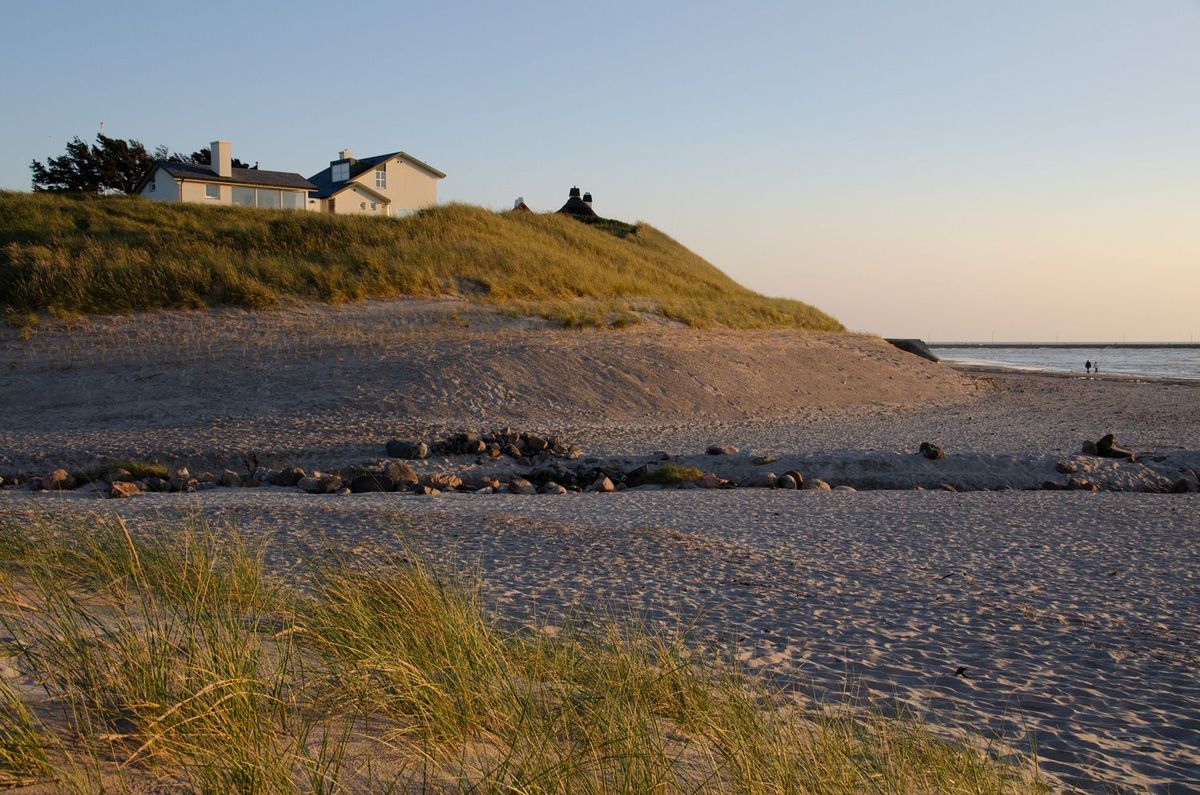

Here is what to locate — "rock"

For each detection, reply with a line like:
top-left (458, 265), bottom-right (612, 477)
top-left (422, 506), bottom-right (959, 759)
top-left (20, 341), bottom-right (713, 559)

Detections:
top-left (194, 482), bottom-right (218, 491)
top-left (298, 475), bottom-right (342, 494)
top-left (1096, 433), bottom-right (1115, 453)
top-left (706, 445), bottom-right (738, 456)
top-left (145, 477), bottom-right (170, 492)
top-left (420, 473), bottom-right (462, 491)
top-left (697, 472), bottom-right (724, 489)
top-left (834, 485), bottom-right (857, 492)
top-left (523, 434), bottom-right (549, 453)
top-left (783, 470), bottom-right (805, 489)
top-left (270, 467), bottom-right (306, 487)
top-left (383, 461), bottom-right (419, 487)
top-left (169, 467), bottom-right (195, 493)
top-left (538, 481), bottom-right (567, 495)
top-left (502, 444), bottom-right (523, 459)
top-left (566, 445), bottom-right (584, 460)
top-left (350, 473), bottom-right (394, 493)
top-left (386, 440), bottom-right (429, 459)
top-left (752, 454), bottom-right (778, 466)
top-left (1170, 478), bottom-right (1199, 494)
top-left (336, 487), bottom-right (351, 495)
top-left (197, 472), bottom-right (215, 484)
top-left (1067, 477), bottom-right (1098, 492)
top-left (476, 486), bottom-right (495, 494)
top-left (488, 445), bottom-right (503, 459)
top-left (939, 483), bottom-right (958, 492)
top-left (508, 478), bottom-right (537, 495)
top-left (251, 466), bottom-right (277, 485)
top-left (919, 442), bottom-right (944, 460)
top-left (109, 481), bottom-right (140, 499)
top-left (103, 467), bottom-right (132, 484)
top-left (461, 474), bottom-right (501, 491)
top-left (46, 468), bottom-right (76, 490)
top-left (740, 472), bottom-right (777, 489)
top-left (410, 485), bottom-right (439, 496)
top-left (776, 474), bottom-right (798, 490)
top-left (589, 476), bottom-right (615, 493)
top-left (1082, 440), bottom-right (1098, 455)
top-left (219, 469), bottom-right (243, 488)
top-left (676, 480), bottom-right (699, 489)
top-left (803, 479), bottom-right (831, 491)
top-left (1055, 461), bottom-right (1078, 475)
top-left (1041, 480), bottom-right (1062, 491)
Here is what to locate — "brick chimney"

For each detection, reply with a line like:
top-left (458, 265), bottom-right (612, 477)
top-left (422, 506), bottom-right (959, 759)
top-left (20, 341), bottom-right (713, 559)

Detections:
top-left (211, 140), bottom-right (232, 178)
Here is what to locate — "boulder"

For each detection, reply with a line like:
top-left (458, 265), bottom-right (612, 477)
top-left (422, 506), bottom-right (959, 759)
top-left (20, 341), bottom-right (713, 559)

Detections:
top-left (740, 472), bottom-right (777, 489)
top-left (350, 473), bottom-right (394, 493)
top-left (751, 454), bottom-right (778, 466)
top-left (1171, 478), bottom-right (1199, 494)
top-left (103, 468), bottom-right (133, 484)
top-left (410, 485), bottom-right (440, 496)
top-left (109, 481), bottom-right (140, 499)
top-left (706, 445), bottom-right (738, 456)
top-left (523, 434), bottom-right (549, 453)
top-left (538, 481), bottom-right (568, 495)
top-left (834, 485), bottom-right (857, 492)
top-left (508, 478), bottom-right (537, 495)
top-left (1082, 440), bottom-right (1098, 455)
top-left (383, 461), bottom-right (419, 487)
top-left (697, 472), bottom-right (724, 489)
top-left (386, 440), bottom-right (429, 460)
top-left (1042, 480), bottom-right (1062, 491)
top-left (298, 476), bottom-right (342, 494)
top-left (919, 442), bottom-right (944, 460)
top-left (589, 476), bottom-right (615, 493)
top-left (252, 466), bottom-right (277, 486)
top-left (803, 479), bottom-right (831, 491)
top-left (270, 467), bottom-right (306, 487)
top-left (46, 468), bottom-right (75, 490)
top-left (783, 470), bottom-right (805, 489)
top-left (1067, 477), bottom-right (1098, 492)
top-left (1055, 461), bottom-right (1078, 475)
top-left (169, 467), bottom-right (195, 493)
top-left (420, 473), bottom-right (462, 491)
top-left (219, 469), bottom-right (243, 488)
top-left (145, 477), bottom-right (170, 493)
top-left (566, 445), bottom-right (584, 460)
top-left (488, 445), bottom-right (503, 459)
top-left (502, 444), bottom-right (523, 459)
top-left (776, 474), bottom-right (798, 490)
top-left (461, 474), bottom-right (501, 492)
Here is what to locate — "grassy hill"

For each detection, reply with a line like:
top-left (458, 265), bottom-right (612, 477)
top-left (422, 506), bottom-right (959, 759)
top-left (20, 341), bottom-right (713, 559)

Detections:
top-left (0, 191), bottom-right (842, 331)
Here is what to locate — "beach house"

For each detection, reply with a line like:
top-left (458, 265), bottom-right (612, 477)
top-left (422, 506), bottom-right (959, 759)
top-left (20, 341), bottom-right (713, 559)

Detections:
top-left (136, 140), bottom-right (445, 216)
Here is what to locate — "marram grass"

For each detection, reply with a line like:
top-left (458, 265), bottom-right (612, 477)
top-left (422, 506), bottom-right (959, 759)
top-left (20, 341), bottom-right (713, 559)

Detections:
top-left (0, 190), bottom-right (843, 331)
top-left (0, 513), bottom-right (1042, 792)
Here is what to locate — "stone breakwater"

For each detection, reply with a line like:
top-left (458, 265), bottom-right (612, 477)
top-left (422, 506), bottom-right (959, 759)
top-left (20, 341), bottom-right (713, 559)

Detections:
top-left (4, 430), bottom-right (1198, 500)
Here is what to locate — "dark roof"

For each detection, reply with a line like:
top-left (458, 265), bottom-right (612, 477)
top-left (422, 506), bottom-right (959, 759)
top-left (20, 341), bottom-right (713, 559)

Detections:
top-left (307, 151), bottom-right (446, 199)
top-left (151, 161), bottom-right (316, 190)
top-left (557, 195), bottom-right (597, 217)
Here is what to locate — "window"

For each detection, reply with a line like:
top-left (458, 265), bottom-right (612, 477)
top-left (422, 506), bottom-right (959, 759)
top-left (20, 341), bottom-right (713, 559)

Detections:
top-left (360, 201), bottom-right (367, 210)
top-left (370, 202), bottom-right (377, 211)
top-left (233, 186), bottom-right (304, 210)
top-left (149, 181), bottom-right (156, 192)
top-left (204, 183), bottom-right (219, 199)
top-left (374, 168), bottom-right (386, 188)
top-left (257, 189), bottom-right (281, 210)
top-left (281, 191), bottom-right (303, 210)
top-left (332, 162), bottom-right (350, 182)
top-left (232, 186), bottom-right (255, 207)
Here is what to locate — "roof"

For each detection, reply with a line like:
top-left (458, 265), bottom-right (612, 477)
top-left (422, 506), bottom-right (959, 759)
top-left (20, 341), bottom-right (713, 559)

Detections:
top-left (557, 195), bottom-right (597, 217)
top-left (307, 151), bottom-right (446, 199)
top-left (144, 161), bottom-right (316, 191)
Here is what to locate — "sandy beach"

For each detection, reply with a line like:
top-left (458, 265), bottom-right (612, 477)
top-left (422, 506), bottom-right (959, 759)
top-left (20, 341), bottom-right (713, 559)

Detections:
top-left (2, 300), bottom-right (1198, 792)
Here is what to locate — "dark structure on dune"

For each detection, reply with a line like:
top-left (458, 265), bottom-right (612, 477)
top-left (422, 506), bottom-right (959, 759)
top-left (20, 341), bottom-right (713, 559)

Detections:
top-left (557, 186), bottom-right (596, 217)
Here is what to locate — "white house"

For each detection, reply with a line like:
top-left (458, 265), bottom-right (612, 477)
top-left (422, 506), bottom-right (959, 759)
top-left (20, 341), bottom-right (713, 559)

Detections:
top-left (306, 149), bottom-right (446, 217)
top-left (135, 141), bottom-right (315, 210)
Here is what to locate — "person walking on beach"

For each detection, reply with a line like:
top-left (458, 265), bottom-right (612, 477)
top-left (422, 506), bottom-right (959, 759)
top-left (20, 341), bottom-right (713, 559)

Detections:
top-left (1085, 360), bottom-right (1092, 374)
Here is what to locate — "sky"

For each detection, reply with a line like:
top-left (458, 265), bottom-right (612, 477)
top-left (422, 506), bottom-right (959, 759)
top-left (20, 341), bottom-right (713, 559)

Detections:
top-left (2, 0), bottom-right (1197, 342)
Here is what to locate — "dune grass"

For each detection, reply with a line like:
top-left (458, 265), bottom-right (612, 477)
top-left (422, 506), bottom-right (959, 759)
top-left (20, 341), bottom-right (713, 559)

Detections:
top-left (0, 191), bottom-right (843, 331)
top-left (0, 513), bottom-right (1039, 792)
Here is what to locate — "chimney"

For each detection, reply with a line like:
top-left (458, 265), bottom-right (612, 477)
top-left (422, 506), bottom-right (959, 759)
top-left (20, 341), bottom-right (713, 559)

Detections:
top-left (211, 140), bottom-right (232, 178)
top-left (582, 192), bottom-right (592, 207)
top-left (569, 186), bottom-right (580, 198)
top-left (514, 197), bottom-right (525, 209)
top-left (339, 149), bottom-right (354, 162)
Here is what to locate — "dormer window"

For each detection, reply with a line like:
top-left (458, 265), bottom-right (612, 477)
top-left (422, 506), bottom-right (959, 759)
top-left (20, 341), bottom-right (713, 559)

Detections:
top-left (331, 162), bottom-right (350, 182)
top-left (375, 168), bottom-right (386, 189)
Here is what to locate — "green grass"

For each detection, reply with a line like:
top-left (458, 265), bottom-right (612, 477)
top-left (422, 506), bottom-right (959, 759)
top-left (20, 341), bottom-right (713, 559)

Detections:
top-left (0, 513), bottom-right (1040, 792)
top-left (71, 459), bottom-right (170, 485)
top-left (629, 464), bottom-right (706, 486)
top-left (0, 191), bottom-right (843, 331)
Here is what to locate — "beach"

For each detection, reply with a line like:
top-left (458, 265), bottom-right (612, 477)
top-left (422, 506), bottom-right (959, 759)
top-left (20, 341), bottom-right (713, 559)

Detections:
top-left (2, 300), bottom-right (1198, 792)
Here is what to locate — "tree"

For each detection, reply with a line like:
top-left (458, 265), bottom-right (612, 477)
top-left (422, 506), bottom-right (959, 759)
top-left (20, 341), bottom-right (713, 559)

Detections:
top-left (31, 135), bottom-right (256, 194)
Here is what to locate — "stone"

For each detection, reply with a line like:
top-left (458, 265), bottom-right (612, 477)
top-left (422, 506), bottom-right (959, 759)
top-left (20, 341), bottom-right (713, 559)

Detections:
top-left (488, 445), bottom-right (503, 459)
top-left (502, 444), bottom-right (523, 458)
top-left (197, 472), bottom-right (215, 484)
top-left (103, 468), bottom-right (132, 484)
top-left (523, 434), bottom-right (549, 453)
top-left (169, 467), bottom-right (195, 493)
top-left (383, 461), bottom-right (419, 487)
top-left (219, 469), bottom-right (243, 488)
top-left (145, 477), bottom-right (170, 493)
top-left (566, 445), bottom-right (584, 460)
top-left (109, 481), bottom-right (140, 499)
top-left (919, 442), bottom-right (944, 460)
top-left (1041, 480), bottom-right (1062, 491)
top-left (252, 466), bottom-right (277, 485)
top-left (508, 478), bottom-right (537, 495)
top-left (1067, 477), bottom-right (1098, 492)
top-left (740, 472), bottom-right (777, 489)
top-left (270, 467), bottom-right (306, 487)
top-left (46, 468), bottom-right (75, 490)
top-left (940, 483), bottom-right (958, 492)
top-left (350, 473), bottom-right (394, 493)
top-left (783, 470), bottom-right (805, 489)
top-left (803, 479), bottom-right (831, 491)
top-left (1055, 461), bottom-right (1078, 475)
top-left (410, 485), bottom-right (439, 496)
top-left (751, 454), bottom-right (778, 466)
top-left (420, 473), bottom-right (462, 491)
top-left (1170, 478), bottom-right (1198, 494)
top-left (461, 474), bottom-right (501, 491)
top-left (776, 474), bottom-right (798, 490)
top-left (298, 475), bottom-right (342, 494)
top-left (538, 481), bottom-right (567, 495)
top-left (697, 472), bottom-right (724, 489)
top-left (1096, 433), bottom-right (1115, 453)
top-left (834, 485), bottom-right (857, 492)
top-left (706, 445), bottom-right (738, 456)
top-left (1082, 440), bottom-right (1098, 455)
top-left (386, 440), bottom-right (429, 460)
top-left (589, 476), bottom-right (615, 493)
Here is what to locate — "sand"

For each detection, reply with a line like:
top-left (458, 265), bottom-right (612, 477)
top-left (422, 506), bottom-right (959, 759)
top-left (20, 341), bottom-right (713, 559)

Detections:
top-left (2, 298), bottom-right (1199, 791)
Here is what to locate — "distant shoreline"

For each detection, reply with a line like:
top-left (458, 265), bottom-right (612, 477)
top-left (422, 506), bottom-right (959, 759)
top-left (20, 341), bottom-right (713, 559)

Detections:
top-left (932, 342), bottom-right (1200, 349)
top-left (947, 362), bottom-right (1200, 385)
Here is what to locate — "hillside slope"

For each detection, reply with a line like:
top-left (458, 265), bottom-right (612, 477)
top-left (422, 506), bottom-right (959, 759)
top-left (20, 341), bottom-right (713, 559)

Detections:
top-left (0, 191), bottom-right (842, 331)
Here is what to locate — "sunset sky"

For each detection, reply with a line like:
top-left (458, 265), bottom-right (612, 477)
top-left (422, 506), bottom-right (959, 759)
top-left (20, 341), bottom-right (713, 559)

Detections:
top-left (2, 1), bottom-right (1196, 341)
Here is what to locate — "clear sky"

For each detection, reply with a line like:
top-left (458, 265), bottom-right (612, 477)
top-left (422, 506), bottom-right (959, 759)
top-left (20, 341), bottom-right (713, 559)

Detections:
top-left (2, 1), bottom-right (1197, 341)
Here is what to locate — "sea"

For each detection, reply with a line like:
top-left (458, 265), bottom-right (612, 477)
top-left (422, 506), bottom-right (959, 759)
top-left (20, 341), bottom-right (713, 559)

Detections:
top-left (930, 345), bottom-right (1200, 381)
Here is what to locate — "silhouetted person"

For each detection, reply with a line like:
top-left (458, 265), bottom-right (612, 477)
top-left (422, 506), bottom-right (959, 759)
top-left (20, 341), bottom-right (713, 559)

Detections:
top-left (1085, 360), bottom-right (1092, 374)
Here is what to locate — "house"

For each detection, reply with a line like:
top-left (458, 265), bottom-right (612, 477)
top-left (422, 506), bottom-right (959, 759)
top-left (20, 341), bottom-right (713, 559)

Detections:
top-left (136, 141), bottom-right (315, 210)
top-left (307, 149), bottom-right (446, 217)
top-left (557, 186), bottom-right (596, 217)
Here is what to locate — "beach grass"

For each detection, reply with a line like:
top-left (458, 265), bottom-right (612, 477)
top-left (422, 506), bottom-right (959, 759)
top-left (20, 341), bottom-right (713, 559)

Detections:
top-left (0, 513), bottom-right (1039, 792)
top-left (0, 191), bottom-right (843, 332)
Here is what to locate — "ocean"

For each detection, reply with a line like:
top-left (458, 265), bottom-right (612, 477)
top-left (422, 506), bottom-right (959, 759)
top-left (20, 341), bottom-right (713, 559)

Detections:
top-left (930, 345), bottom-right (1200, 381)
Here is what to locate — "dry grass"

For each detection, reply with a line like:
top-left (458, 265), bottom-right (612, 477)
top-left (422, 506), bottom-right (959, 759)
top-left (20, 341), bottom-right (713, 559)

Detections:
top-left (0, 513), bottom-right (1042, 793)
top-left (0, 191), bottom-right (843, 331)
